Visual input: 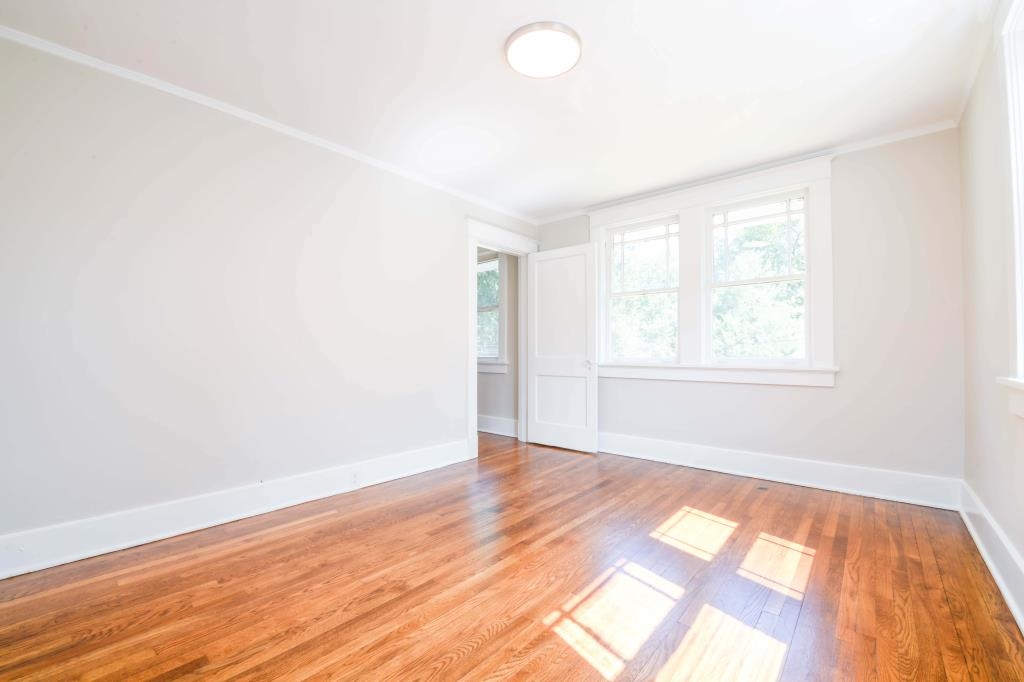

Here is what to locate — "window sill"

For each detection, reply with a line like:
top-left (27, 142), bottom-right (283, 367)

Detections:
top-left (997, 377), bottom-right (1024, 418)
top-left (599, 363), bottom-right (839, 387)
top-left (478, 361), bottom-right (509, 374)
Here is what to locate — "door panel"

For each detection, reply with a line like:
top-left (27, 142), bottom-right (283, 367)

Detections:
top-left (527, 244), bottom-right (598, 452)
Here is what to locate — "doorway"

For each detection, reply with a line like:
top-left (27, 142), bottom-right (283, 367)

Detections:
top-left (476, 248), bottom-right (519, 438)
top-left (466, 220), bottom-right (538, 454)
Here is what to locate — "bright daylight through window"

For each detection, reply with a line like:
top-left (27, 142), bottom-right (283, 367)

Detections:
top-left (607, 221), bottom-right (679, 361)
top-left (597, 157), bottom-right (835, 386)
top-left (1009, 20), bottom-right (1024, 378)
top-left (477, 258), bottom-right (501, 359)
top-left (604, 193), bottom-right (809, 365)
top-left (710, 193), bottom-right (808, 362)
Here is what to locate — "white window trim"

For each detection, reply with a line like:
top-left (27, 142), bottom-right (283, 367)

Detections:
top-left (600, 363), bottom-right (839, 387)
top-left (591, 156), bottom-right (837, 387)
top-left (477, 362), bottom-right (509, 374)
top-left (1001, 5), bottom-right (1024, 414)
top-left (1006, 9), bottom-right (1024, 375)
top-left (997, 378), bottom-right (1024, 418)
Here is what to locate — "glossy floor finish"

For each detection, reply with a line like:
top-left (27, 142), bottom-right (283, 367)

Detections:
top-left (1, 435), bottom-right (1022, 681)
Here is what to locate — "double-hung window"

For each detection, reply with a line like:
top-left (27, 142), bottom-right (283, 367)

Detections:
top-left (475, 254), bottom-right (503, 358)
top-left (607, 221), bottom-right (679, 362)
top-left (477, 257), bottom-right (501, 360)
top-left (998, 13), bottom-right (1024, 409)
top-left (709, 192), bottom-right (808, 363)
top-left (595, 156), bottom-right (836, 386)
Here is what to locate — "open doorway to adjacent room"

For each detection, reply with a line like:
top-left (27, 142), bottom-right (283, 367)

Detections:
top-left (466, 220), bottom-right (538, 453)
top-left (476, 247), bottom-right (520, 439)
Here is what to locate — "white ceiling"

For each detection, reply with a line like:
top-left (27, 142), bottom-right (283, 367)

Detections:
top-left (0, 0), bottom-right (997, 222)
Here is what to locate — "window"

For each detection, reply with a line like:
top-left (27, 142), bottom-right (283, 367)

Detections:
top-left (607, 221), bottom-right (679, 361)
top-left (998, 14), bottom-right (1024, 409)
top-left (1006, 19), bottom-right (1024, 379)
top-left (477, 258), bottom-right (501, 359)
top-left (593, 156), bottom-right (836, 387)
top-left (708, 193), bottom-right (807, 363)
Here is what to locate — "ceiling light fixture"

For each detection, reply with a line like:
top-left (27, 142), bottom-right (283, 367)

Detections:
top-left (504, 22), bottom-right (582, 79)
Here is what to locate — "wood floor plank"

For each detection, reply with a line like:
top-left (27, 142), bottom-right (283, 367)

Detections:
top-left (0, 433), bottom-right (1021, 681)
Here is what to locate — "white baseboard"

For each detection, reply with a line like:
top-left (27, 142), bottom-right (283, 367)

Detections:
top-left (960, 482), bottom-right (1024, 634)
top-left (6, 431), bottom-right (1022, 643)
top-left (478, 414), bottom-right (518, 438)
top-left (599, 432), bottom-right (962, 510)
top-left (0, 439), bottom-right (471, 580)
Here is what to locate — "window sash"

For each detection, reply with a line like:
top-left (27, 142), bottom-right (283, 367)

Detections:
top-left (711, 193), bottom-right (807, 286)
top-left (1006, 27), bottom-right (1024, 377)
top-left (709, 273), bottom-right (804, 289)
top-left (599, 189), bottom-right (816, 367)
top-left (706, 191), bottom-right (810, 365)
top-left (608, 220), bottom-right (680, 296)
top-left (477, 258), bottom-right (499, 307)
top-left (591, 157), bottom-right (834, 381)
top-left (477, 256), bottom-right (504, 360)
top-left (707, 277), bottom-right (808, 363)
top-left (605, 220), bottom-right (681, 362)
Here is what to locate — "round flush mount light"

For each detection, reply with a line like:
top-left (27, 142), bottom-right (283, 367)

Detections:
top-left (505, 22), bottom-right (581, 78)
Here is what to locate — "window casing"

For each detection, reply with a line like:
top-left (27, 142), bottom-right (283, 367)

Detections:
top-left (998, 13), bottom-right (1024, 411)
top-left (593, 157), bottom-right (836, 387)
top-left (1006, 21), bottom-right (1024, 379)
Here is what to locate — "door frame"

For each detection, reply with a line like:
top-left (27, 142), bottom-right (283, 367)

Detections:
top-left (467, 219), bottom-right (539, 452)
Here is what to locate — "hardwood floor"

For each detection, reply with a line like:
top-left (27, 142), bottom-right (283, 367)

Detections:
top-left (1, 434), bottom-right (1022, 681)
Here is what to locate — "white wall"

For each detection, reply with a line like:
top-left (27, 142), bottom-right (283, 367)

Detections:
top-left (477, 253), bottom-right (517, 423)
top-left (0, 39), bottom-right (533, 536)
top-left (539, 215), bottom-right (590, 251)
top-left (960, 42), bottom-right (1024, 557)
top-left (543, 130), bottom-right (966, 478)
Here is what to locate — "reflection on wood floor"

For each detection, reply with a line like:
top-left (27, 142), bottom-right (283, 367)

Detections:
top-left (1, 433), bottom-right (1022, 680)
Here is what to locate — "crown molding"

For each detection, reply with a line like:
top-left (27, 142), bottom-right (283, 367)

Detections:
top-left (0, 24), bottom-right (539, 226)
top-left (954, 0), bottom-right (1020, 123)
top-left (536, 209), bottom-right (589, 226)
top-left (583, 150), bottom-right (836, 217)
top-left (0, 22), bottom-right (977, 232)
top-left (829, 120), bottom-right (958, 155)
top-left (536, 119), bottom-right (956, 228)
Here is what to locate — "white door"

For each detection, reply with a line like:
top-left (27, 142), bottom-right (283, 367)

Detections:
top-left (527, 243), bottom-right (598, 452)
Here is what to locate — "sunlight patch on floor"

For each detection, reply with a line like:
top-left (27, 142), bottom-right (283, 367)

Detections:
top-left (737, 532), bottom-right (815, 600)
top-left (551, 616), bottom-right (626, 680)
top-left (650, 506), bottom-right (738, 560)
top-left (547, 559), bottom-right (685, 680)
top-left (656, 604), bottom-right (787, 681)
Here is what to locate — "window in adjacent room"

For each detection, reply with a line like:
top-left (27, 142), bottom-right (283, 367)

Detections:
top-left (477, 257), bottom-right (502, 359)
top-left (708, 192), bottom-right (808, 363)
top-left (606, 221), bottom-right (679, 362)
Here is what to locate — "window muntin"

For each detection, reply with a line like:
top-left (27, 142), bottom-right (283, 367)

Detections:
top-left (477, 258), bottom-right (500, 358)
top-left (709, 193), bottom-right (808, 362)
top-left (607, 221), bottom-right (679, 361)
